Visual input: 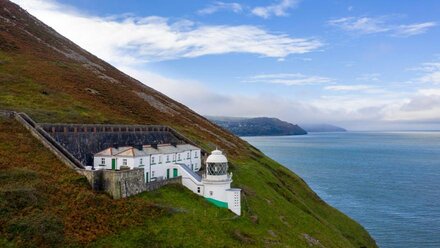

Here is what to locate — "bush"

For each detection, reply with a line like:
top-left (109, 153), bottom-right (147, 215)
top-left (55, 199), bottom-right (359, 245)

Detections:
top-left (6, 210), bottom-right (64, 247)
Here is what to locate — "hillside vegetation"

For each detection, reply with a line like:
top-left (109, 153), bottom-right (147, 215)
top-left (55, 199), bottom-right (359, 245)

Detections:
top-left (0, 1), bottom-right (376, 247)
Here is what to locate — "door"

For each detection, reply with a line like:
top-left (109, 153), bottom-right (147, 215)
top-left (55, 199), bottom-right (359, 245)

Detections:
top-left (112, 159), bottom-right (116, 170)
top-left (167, 169), bottom-right (170, 179)
top-left (173, 168), bottom-right (178, 177)
top-left (146, 172), bottom-right (149, 183)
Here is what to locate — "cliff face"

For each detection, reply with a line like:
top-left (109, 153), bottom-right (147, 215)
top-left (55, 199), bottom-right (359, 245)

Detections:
top-left (209, 116), bottom-right (308, 136)
top-left (0, 1), bottom-right (377, 247)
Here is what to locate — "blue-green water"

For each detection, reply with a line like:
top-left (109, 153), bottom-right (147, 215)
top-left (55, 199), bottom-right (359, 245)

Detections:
top-left (243, 132), bottom-right (440, 248)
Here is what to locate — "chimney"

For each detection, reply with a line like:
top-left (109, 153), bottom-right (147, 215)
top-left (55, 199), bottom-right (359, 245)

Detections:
top-left (152, 143), bottom-right (158, 149)
top-left (134, 144), bottom-right (143, 151)
top-left (113, 143), bottom-right (119, 149)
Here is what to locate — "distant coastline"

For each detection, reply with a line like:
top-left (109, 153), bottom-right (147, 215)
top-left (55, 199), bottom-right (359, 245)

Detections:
top-left (299, 124), bottom-right (347, 132)
top-left (207, 116), bottom-right (347, 136)
top-left (206, 116), bottom-right (307, 136)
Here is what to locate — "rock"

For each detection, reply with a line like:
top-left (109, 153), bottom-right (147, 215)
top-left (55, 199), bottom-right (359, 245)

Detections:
top-left (250, 215), bottom-right (259, 224)
top-left (302, 233), bottom-right (323, 247)
top-left (268, 230), bottom-right (277, 237)
top-left (85, 88), bottom-right (100, 95)
top-left (232, 230), bottom-right (255, 244)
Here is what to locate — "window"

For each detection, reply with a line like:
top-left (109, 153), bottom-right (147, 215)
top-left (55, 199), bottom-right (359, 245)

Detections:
top-left (151, 157), bottom-right (155, 164)
top-left (140, 158), bottom-right (143, 165)
top-left (178, 154), bottom-right (181, 161)
top-left (197, 187), bottom-right (200, 193)
top-left (122, 159), bottom-right (127, 166)
top-left (173, 154), bottom-right (176, 162)
top-left (152, 171), bottom-right (155, 177)
top-left (166, 155), bottom-right (170, 162)
top-left (194, 151), bottom-right (198, 158)
top-left (101, 158), bottom-right (105, 165)
top-left (159, 156), bottom-right (162, 164)
top-left (187, 152), bottom-right (190, 159)
top-left (209, 191), bottom-right (213, 196)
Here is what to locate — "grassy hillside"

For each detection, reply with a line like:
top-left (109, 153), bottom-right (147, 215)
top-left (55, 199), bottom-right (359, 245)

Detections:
top-left (0, 1), bottom-right (377, 247)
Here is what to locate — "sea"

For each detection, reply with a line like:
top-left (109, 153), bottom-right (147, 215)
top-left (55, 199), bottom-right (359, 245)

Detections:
top-left (243, 132), bottom-right (440, 248)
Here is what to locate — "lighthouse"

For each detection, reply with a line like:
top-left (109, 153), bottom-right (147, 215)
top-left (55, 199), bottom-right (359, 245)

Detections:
top-left (202, 149), bottom-right (241, 215)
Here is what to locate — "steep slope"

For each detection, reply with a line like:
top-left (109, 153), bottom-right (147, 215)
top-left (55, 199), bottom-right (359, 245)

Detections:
top-left (208, 116), bottom-right (308, 136)
top-left (0, 1), bottom-right (377, 247)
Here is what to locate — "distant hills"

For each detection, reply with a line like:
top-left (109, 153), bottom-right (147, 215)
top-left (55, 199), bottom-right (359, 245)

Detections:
top-left (300, 123), bottom-right (347, 132)
top-left (207, 116), bottom-right (307, 136)
top-left (207, 116), bottom-right (347, 136)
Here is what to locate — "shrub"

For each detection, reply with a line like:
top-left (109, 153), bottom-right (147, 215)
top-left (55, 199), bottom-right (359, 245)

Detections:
top-left (6, 210), bottom-right (64, 247)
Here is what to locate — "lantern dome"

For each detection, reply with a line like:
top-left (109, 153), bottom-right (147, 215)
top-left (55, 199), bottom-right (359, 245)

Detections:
top-left (206, 149), bottom-right (228, 164)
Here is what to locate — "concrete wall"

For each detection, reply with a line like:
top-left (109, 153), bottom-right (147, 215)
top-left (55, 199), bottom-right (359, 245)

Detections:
top-left (226, 188), bottom-right (242, 216)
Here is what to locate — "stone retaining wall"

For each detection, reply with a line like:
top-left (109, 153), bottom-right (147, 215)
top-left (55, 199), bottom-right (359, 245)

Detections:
top-left (77, 168), bottom-right (182, 199)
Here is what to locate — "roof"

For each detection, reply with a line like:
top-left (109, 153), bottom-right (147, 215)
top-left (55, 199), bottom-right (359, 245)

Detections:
top-left (95, 147), bottom-right (124, 156)
top-left (206, 149), bottom-right (228, 163)
top-left (114, 147), bottom-right (147, 157)
top-left (94, 143), bottom-right (200, 157)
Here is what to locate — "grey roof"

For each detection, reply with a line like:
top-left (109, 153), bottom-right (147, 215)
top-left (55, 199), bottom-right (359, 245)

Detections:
top-left (95, 143), bottom-right (200, 157)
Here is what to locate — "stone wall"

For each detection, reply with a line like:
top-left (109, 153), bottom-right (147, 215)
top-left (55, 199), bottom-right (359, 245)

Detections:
top-left (145, 177), bottom-right (182, 192)
top-left (77, 168), bottom-right (182, 199)
top-left (13, 112), bottom-right (83, 169)
top-left (39, 123), bottom-right (200, 166)
top-left (0, 110), bottom-right (14, 118)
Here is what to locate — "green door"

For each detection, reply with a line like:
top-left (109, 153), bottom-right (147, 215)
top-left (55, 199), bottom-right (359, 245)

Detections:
top-left (173, 168), bottom-right (178, 177)
top-left (112, 159), bottom-right (116, 170)
top-left (167, 169), bottom-right (170, 179)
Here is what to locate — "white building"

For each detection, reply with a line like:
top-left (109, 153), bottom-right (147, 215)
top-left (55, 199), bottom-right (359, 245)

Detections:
top-left (171, 149), bottom-right (241, 215)
top-left (93, 145), bottom-right (241, 215)
top-left (202, 150), bottom-right (241, 215)
top-left (93, 143), bottom-right (201, 182)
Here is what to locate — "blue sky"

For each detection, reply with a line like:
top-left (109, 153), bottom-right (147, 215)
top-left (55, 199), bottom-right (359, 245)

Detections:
top-left (12, 0), bottom-right (440, 130)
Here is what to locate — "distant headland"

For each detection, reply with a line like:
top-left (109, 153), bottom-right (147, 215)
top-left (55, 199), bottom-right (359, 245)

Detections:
top-left (207, 116), bottom-right (346, 136)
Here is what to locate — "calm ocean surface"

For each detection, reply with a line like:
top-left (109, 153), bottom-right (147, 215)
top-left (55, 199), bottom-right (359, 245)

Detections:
top-left (243, 132), bottom-right (440, 248)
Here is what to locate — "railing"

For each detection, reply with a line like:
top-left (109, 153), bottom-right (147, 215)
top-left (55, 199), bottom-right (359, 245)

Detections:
top-left (176, 163), bottom-right (202, 182)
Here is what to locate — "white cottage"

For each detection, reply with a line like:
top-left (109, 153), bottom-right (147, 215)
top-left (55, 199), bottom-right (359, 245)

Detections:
top-left (94, 143), bottom-right (201, 183)
top-left (93, 145), bottom-right (241, 215)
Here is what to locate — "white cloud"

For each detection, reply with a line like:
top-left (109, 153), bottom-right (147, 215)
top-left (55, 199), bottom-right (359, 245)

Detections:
top-left (356, 73), bottom-right (381, 82)
top-left (13, 0), bottom-right (322, 65)
top-left (419, 71), bottom-right (440, 84)
top-left (243, 73), bottom-right (333, 86)
top-left (198, 1), bottom-right (243, 15)
top-left (325, 85), bottom-right (376, 91)
top-left (383, 88), bottom-right (440, 122)
top-left (417, 88), bottom-right (440, 96)
top-left (252, 0), bottom-right (299, 19)
top-left (328, 16), bottom-right (436, 36)
top-left (413, 62), bottom-right (440, 84)
top-left (395, 22), bottom-right (437, 37)
top-left (328, 17), bottom-right (390, 34)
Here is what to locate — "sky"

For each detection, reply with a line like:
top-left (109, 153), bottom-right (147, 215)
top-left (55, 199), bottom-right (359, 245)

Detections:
top-left (11, 0), bottom-right (440, 130)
